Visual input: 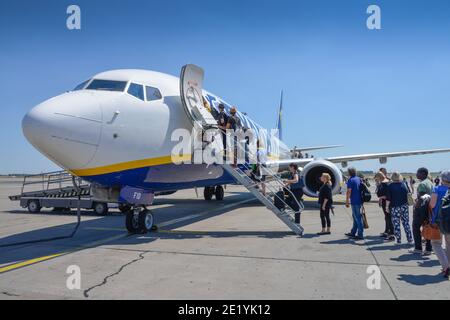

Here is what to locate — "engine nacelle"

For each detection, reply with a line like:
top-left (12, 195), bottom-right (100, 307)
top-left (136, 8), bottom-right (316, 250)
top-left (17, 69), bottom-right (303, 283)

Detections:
top-left (301, 160), bottom-right (343, 197)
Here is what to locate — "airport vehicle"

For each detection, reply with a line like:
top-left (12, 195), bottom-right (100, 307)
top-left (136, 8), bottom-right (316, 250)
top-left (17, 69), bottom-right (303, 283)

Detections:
top-left (21, 64), bottom-right (450, 235)
top-left (8, 171), bottom-right (111, 215)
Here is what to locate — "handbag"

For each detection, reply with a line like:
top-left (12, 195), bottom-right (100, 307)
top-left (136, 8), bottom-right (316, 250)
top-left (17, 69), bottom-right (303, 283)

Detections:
top-left (422, 207), bottom-right (441, 241)
top-left (407, 192), bottom-right (415, 206)
top-left (361, 206), bottom-right (369, 229)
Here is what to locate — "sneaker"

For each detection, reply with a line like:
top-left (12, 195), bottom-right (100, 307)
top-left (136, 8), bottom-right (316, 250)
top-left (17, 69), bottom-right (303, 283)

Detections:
top-left (379, 233), bottom-right (388, 238)
top-left (385, 235), bottom-right (396, 241)
top-left (408, 249), bottom-right (422, 255)
top-left (422, 251), bottom-right (432, 256)
top-left (345, 233), bottom-right (355, 237)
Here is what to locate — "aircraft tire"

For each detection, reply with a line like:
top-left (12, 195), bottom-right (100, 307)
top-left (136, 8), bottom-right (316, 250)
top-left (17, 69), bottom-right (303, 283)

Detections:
top-left (215, 186), bottom-right (224, 201)
top-left (125, 210), bottom-right (141, 234)
top-left (138, 210), bottom-right (154, 234)
top-left (204, 187), bottom-right (213, 201)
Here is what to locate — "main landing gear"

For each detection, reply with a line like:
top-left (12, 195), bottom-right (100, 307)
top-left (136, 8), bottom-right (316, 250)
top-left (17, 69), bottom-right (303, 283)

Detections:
top-left (203, 185), bottom-right (224, 201)
top-left (125, 207), bottom-right (157, 234)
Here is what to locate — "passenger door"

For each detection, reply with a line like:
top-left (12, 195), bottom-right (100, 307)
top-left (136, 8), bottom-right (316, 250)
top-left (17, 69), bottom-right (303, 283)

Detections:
top-left (180, 64), bottom-right (218, 129)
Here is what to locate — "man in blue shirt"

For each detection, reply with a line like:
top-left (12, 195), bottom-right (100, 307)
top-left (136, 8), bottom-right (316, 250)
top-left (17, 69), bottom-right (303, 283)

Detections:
top-left (345, 167), bottom-right (364, 240)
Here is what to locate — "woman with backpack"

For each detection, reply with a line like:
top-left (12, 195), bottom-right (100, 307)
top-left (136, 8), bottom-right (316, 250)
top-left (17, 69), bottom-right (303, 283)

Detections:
top-left (429, 170), bottom-right (450, 278)
top-left (386, 172), bottom-right (413, 245)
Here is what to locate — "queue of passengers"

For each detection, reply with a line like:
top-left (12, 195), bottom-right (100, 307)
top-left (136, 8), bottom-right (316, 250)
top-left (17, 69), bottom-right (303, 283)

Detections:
top-left (348, 166), bottom-right (450, 279)
top-left (204, 101), bottom-right (450, 278)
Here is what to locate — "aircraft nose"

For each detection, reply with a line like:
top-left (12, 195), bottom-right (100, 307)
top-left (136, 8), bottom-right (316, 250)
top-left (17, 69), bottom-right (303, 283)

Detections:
top-left (23, 92), bottom-right (103, 169)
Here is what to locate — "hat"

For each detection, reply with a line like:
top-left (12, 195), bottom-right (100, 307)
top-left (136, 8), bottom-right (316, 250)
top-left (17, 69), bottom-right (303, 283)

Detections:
top-left (441, 170), bottom-right (450, 183)
top-left (218, 103), bottom-right (225, 109)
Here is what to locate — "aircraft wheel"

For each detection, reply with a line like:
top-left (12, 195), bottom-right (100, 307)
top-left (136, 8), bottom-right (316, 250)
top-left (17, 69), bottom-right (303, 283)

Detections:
top-left (204, 187), bottom-right (214, 201)
top-left (28, 199), bottom-right (41, 213)
top-left (138, 209), bottom-right (154, 234)
top-left (125, 210), bottom-right (140, 234)
top-left (215, 185), bottom-right (224, 201)
top-left (93, 202), bottom-right (109, 216)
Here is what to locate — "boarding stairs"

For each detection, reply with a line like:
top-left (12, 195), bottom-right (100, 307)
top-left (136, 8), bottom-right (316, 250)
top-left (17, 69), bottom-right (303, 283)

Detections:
top-left (179, 64), bottom-right (304, 236)
top-left (217, 127), bottom-right (304, 236)
top-left (221, 162), bottom-right (304, 237)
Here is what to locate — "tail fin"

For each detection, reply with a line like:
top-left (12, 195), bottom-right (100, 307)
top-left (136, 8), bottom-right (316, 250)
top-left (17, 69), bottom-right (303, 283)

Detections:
top-left (276, 90), bottom-right (283, 140)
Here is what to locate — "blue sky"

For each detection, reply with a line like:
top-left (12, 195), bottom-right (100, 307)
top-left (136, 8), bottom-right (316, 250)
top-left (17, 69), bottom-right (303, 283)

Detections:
top-left (0, 0), bottom-right (449, 174)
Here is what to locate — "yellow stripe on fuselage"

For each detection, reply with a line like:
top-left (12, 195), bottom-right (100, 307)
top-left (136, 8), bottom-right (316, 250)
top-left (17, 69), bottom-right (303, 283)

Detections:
top-left (71, 154), bottom-right (192, 177)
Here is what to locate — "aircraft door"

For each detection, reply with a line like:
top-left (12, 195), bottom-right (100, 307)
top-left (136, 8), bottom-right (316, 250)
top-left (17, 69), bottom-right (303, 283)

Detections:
top-left (180, 64), bottom-right (218, 129)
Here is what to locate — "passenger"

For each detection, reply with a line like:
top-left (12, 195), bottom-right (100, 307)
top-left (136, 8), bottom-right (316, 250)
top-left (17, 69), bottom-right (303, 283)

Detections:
top-left (216, 104), bottom-right (229, 158)
top-left (345, 167), bottom-right (365, 240)
top-left (386, 172), bottom-right (413, 245)
top-left (226, 106), bottom-right (242, 165)
top-left (429, 170), bottom-right (450, 278)
top-left (226, 106), bottom-right (242, 131)
top-left (255, 139), bottom-right (267, 195)
top-left (411, 167), bottom-right (434, 254)
top-left (435, 176), bottom-right (441, 187)
top-left (379, 167), bottom-right (391, 181)
top-left (284, 163), bottom-right (303, 224)
top-left (317, 173), bottom-right (333, 235)
top-left (375, 172), bottom-right (395, 241)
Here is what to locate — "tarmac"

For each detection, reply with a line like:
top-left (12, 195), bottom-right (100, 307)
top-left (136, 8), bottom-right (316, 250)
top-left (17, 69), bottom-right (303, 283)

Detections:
top-left (0, 178), bottom-right (448, 300)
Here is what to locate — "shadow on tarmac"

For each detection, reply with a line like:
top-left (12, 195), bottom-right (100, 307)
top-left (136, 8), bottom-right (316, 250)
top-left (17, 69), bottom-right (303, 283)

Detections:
top-left (0, 193), bottom-right (303, 267)
top-left (397, 273), bottom-right (448, 285)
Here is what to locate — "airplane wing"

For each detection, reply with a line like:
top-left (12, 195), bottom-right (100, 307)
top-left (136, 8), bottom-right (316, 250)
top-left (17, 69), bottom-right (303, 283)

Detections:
top-left (325, 148), bottom-right (450, 167)
top-left (291, 145), bottom-right (343, 152)
top-left (267, 148), bottom-right (450, 170)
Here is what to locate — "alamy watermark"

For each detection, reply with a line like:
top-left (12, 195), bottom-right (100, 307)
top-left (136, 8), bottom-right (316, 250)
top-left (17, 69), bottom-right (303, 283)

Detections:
top-left (366, 265), bottom-right (381, 290)
top-left (66, 265), bottom-right (81, 290)
top-left (367, 5), bottom-right (381, 30)
top-left (170, 127), bottom-right (281, 168)
top-left (66, 5), bottom-right (81, 30)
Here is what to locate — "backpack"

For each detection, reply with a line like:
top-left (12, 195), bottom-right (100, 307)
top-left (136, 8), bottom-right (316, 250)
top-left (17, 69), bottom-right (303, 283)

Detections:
top-left (360, 180), bottom-right (372, 203)
top-left (439, 191), bottom-right (450, 235)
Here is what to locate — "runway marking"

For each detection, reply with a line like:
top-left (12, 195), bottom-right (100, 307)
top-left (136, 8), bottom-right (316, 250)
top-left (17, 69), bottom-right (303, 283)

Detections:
top-left (0, 233), bottom-right (127, 275)
top-left (0, 253), bottom-right (65, 274)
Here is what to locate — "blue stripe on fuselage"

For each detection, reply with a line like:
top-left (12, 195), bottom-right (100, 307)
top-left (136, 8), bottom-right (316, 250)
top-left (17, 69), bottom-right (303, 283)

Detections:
top-left (80, 163), bottom-right (236, 192)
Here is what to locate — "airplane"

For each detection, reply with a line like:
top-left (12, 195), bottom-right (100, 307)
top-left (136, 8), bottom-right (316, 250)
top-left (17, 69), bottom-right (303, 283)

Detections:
top-left (22, 64), bottom-right (450, 234)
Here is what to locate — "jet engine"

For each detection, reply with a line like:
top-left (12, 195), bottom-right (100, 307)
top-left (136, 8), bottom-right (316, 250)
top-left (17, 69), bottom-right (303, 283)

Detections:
top-left (301, 160), bottom-right (343, 197)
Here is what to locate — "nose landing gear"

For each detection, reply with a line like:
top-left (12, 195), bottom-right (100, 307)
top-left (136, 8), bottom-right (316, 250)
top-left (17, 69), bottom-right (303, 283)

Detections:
top-left (125, 207), bottom-right (157, 234)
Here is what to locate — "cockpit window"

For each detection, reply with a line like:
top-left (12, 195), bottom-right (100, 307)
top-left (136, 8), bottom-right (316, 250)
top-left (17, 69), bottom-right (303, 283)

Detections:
top-left (73, 79), bottom-right (91, 91)
top-left (86, 79), bottom-right (128, 92)
top-left (145, 86), bottom-right (162, 101)
top-left (127, 83), bottom-right (145, 101)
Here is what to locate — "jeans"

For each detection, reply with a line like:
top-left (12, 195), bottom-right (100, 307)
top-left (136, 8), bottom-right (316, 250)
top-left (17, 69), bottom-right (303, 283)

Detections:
top-left (350, 205), bottom-right (364, 238)
top-left (412, 212), bottom-right (432, 252)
